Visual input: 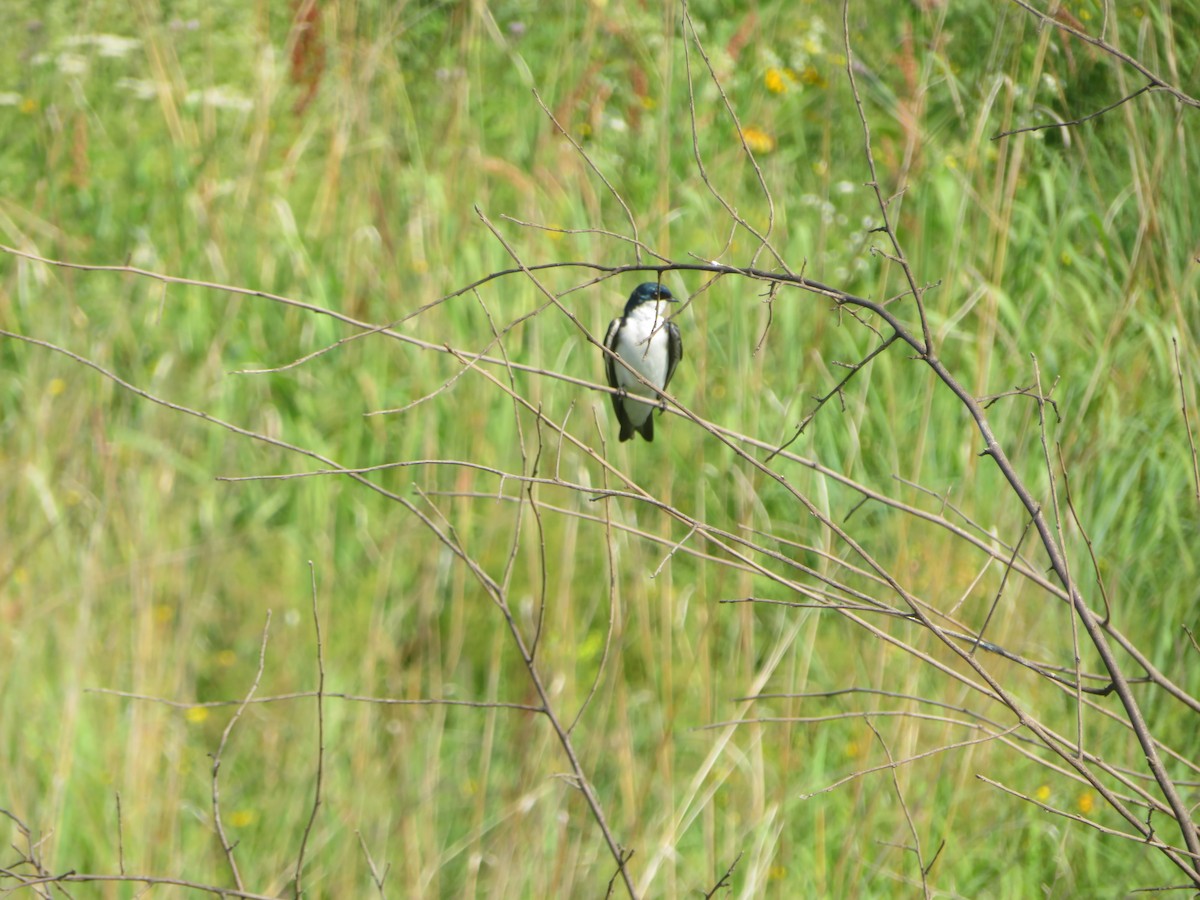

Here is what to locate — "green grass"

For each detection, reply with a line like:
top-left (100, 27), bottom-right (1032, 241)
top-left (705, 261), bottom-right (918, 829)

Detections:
top-left (2, 0), bottom-right (1199, 896)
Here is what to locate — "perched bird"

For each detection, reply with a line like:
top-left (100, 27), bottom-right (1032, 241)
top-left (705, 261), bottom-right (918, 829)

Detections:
top-left (603, 282), bottom-right (683, 442)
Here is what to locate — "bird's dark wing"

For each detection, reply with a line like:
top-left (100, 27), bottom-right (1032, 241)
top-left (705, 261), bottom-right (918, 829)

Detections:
top-left (603, 317), bottom-right (623, 391)
top-left (664, 320), bottom-right (683, 391)
top-left (604, 317), bottom-right (637, 441)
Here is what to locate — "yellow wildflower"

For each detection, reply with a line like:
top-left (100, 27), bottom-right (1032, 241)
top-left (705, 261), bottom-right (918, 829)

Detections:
top-left (764, 68), bottom-right (787, 94)
top-left (741, 126), bottom-right (776, 154)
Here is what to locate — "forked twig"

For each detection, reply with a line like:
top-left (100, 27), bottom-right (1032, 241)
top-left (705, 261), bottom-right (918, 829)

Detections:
top-left (356, 831), bottom-right (390, 897)
top-left (864, 718), bottom-right (932, 898)
top-left (212, 613), bottom-right (273, 893)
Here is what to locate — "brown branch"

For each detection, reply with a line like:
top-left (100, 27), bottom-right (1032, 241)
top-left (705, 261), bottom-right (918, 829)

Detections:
top-left (799, 726), bottom-right (1023, 800)
top-left (114, 791), bottom-right (125, 875)
top-left (568, 416), bottom-right (620, 736)
top-left (9, 872), bottom-right (284, 899)
top-left (992, 83), bottom-right (1155, 140)
top-left (976, 775), bottom-right (1198, 857)
top-left (293, 563), bottom-right (326, 898)
top-left (1031, 355), bottom-right (1086, 757)
top-left (702, 851), bottom-right (742, 899)
top-left (864, 719), bottom-right (932, 898)
top-left (499, 214), bottom-right (670, 265)
top-left (531, 89), bottom-right (643, 266)
top-left (1005, 0), bottom-right (1200, 109)
top-left (768, 332), bottom-right (901, 460)
top-left (843, 0), bottom-right (933, 357)
top-left (1173, 338), bottom-right (1200, 504)
top-left (87, 687), bottom-right (542, 712)
top-left (212, 612), bottom-right (272, 893)
top-left (1058, 444), bottom-right (1112, 626)
top-left (355, 831), bottom-right (390, 897)
top-left (971, 514), bottom-right (1035, 656)
top-left (680, 1), bottom-right (782, 271)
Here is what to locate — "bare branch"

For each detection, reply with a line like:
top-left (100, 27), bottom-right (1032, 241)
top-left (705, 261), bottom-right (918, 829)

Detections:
top-left (531, 89), bottom-right (643, 266)
top-left (212, 612), bottom-right (273, 892)
top-left (293, 564), bottom-right (327, 898)
top-left (703, 851), bottom-right (742, 898)
top-left (842, 0), bottom-right (933, 356)
top-left (864, 719), bottom-right (932, 898)
top-left (1173, 338), bottom-right (1200, 504)
top-left (356, 831), bottom-right (390, 898)
top-left (1004, 0), bottom-right (1200, 109)
top-left (993, 83), bottom-right (1155, 140)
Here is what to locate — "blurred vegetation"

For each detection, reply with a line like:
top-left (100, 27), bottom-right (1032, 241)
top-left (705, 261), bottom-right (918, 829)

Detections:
top-left (1, 0), bottom-right (1198, 896)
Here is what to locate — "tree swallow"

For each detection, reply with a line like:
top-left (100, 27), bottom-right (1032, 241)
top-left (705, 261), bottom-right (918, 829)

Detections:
top-left (603, 282), bottom-right (683, 442)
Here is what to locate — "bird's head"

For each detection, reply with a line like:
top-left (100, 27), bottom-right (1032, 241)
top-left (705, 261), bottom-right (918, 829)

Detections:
top-left (625, 282), bottom-right (677, 316)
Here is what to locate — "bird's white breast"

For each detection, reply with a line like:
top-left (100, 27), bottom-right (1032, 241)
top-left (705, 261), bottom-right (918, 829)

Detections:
top-left (612, 301), bottom-right (672, 396)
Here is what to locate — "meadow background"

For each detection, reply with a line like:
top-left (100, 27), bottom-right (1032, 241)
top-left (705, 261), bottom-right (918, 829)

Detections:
top-left (1, 0), bottom-right (1198, 896)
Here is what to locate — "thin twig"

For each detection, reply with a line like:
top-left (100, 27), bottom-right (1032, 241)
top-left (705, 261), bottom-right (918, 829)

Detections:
top-left (1031, 355), bottom-right (1085, 758)
top-left (356, 831), bottom-right (390, 898)
top-left (703, 851), bottom-right (742, 898)
top-left (569, 420), bottom-right (619, 736)
top-left (294, 564), bottom-right (326, 898)
top-left (864, 719), bottom-right (931, 898)
top-left (1058, 444), bottom-right (1112, 626)
top-left (1173, 338), bottom-right (1200, 504)
top-left (680, 1), bottom-right (785, 272)
top-left (115, 791), bottom-right (125, 876)
top-left (971, 514), bottom-right (1035, 656)
top-left (768, 333), bottom-right (900, 460)
top-left (87, 687), bottom-right (542, 712)
top-left (6, 872), bottom-right (283, 899)
top-left (531, 89), bottom-right (643, 266)
top-left (993, 83), bottom-right (1155, 140)
top-left (843, 0), bottom-right (932, 357)
top-left (212, 612), bottom-right (273, 893)
top-left (1004, 0), bottom-right (1200, 109)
